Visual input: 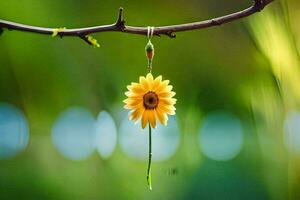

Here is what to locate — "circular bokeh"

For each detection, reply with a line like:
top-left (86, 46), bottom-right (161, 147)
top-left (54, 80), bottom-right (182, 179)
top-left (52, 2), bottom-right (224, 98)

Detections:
top-left (52, 107), bottom-right (96, 161)
top-left (95, 111), bottom-right (117, 159)
top-left (199, 111), bottom-right (244, 161)
top-left (0, 103), bottom-right (29, 159)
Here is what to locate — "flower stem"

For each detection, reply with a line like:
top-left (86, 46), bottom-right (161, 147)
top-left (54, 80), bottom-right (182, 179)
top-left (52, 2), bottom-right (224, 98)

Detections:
top-left (148, 59), bottom-right (152, 73)
top-left (147, 124), bottom-right (152, 190)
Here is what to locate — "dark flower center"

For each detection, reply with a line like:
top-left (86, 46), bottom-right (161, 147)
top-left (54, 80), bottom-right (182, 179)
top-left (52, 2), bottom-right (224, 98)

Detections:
top-left (143, 91), bottom-right (159, 109)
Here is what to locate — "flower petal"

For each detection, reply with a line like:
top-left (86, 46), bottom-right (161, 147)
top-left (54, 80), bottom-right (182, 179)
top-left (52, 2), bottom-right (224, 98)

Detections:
top-left (159, 98), bottom-right (177, 106)
top-left (158, 85), bottom-right (173, 93)
top-left (141, 110), bottom-right (149, 129)
top-left (156, 80), bottom-right (170, 93)
top-left (139, 76), bottom-right (150, 91)
top-left (148, 110), bottom-right (156, 128)
top-left (152, 75), bottom-right (162, 91)
top-left (158, 105), bottom-right (176, 115)
top-left (158, 91), bottom-right (176, 98)
top-left (127, 83), bottom-right (146, 95)
top-left (129, 108), bottom-right (145, 121)
top-left (124, 100), bottom-right (143, 109)
top-left (146, 73), bottom-right (154, 90)
top-left (125, 91), bottom-right (143, 99)
top-left (146, 73), bottom-right (154, 82)
top-left (123, 98), bottom-right (140, 104)
top-left (156, 108), bottom-right (168, 126)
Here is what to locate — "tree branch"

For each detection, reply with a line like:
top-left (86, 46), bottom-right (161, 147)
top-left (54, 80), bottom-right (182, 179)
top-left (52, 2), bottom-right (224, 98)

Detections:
top-left (0, 0), bottom-right (274, 45)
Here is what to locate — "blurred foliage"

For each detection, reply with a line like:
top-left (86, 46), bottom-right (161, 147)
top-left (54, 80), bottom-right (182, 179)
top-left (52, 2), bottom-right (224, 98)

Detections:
top-left (1, 0), bottom-right (300, 199)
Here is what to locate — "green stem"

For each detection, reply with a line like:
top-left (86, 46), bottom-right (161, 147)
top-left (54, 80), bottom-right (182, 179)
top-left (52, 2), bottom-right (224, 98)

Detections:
top-left (148, 59), bottom-right (152, 73)
top-left (147, 124), bottom-right (152, 190)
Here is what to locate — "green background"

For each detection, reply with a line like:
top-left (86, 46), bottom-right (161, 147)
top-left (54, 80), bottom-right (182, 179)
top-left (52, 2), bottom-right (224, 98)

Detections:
top-left (1, 0), bottom-right (300, 199)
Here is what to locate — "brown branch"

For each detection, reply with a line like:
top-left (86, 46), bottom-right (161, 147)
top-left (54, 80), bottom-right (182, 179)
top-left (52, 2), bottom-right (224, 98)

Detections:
top-left (0, 0), bottom-right (274, 44)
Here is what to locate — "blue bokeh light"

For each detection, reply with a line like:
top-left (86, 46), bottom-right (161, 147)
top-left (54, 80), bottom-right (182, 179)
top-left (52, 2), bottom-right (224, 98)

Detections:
top-left (52, 107), bottom-right (96, 161)
top-left (284, 111), bottom-right (300, 154)
top-left (119, 116), bottom-right (180, 161)
top-left (0, 103), bottom-right (29, 159)
top-left (199, 111), bottom-right (244, 161)
top-left (95, 111), bottom-right (117, 159)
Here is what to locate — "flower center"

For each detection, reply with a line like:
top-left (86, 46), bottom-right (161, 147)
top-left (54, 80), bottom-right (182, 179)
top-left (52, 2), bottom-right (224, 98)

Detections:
top-left (143, 91), bottom-right (159, 109)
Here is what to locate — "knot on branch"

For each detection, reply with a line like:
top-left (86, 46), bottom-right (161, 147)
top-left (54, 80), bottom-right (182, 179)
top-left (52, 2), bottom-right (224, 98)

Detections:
top-left (116, 7), bottom-right (126, 30)
top-left (165, 32), bottom-right (176, 38)
top-left (254, 0), bottom-right (266, 11)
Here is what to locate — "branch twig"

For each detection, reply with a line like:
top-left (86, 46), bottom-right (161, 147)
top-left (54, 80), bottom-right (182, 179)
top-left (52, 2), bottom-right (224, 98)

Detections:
top-left (0, 0), bottom-right (274, 45)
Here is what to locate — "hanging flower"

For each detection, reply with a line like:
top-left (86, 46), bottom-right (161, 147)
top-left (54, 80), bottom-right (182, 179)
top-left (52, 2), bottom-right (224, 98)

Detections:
top-left (124, 73), bottom-right (176, 129)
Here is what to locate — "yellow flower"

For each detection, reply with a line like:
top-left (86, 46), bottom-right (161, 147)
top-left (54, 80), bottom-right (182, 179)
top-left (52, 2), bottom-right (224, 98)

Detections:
top-left (124, 73), bottom-right (176, 129)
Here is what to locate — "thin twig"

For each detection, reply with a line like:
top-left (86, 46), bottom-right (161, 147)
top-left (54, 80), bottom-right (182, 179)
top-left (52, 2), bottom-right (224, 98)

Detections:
top-left (0, 0), bottom-right (274, 44)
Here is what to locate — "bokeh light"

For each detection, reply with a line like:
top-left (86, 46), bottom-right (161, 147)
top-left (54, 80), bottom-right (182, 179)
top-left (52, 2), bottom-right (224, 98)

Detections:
top-left (52, 107), bottom-right (96, 161)
top-left (0, 103), bottom-right (29, 159)
top-left (95, 111), bottom-right (117, 159)
top-left (119, 115), bottom-right (180, 161)
top-left (284, 111), bottom-right (300, 154)
top-left (199, 111), bottom-right (244, 161)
